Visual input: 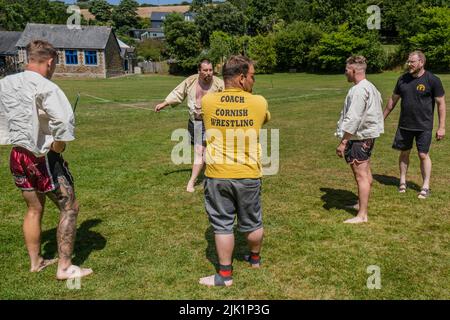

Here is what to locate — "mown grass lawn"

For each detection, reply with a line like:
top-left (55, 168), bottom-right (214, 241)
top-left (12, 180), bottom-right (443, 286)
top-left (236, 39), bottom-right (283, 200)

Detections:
top-left (0, 72), bottom-right (449, 299)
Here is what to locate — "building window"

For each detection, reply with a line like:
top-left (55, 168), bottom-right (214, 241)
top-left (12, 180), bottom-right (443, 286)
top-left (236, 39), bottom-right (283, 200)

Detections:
top-left (84, 50), bottom-right (98, 65)
top-left (65, 50), bottom-right (78, 65)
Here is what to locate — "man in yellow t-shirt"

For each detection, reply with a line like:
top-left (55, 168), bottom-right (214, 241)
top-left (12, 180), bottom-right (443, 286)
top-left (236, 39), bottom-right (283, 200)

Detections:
top-left (199, 56), bottom-right (270, 287)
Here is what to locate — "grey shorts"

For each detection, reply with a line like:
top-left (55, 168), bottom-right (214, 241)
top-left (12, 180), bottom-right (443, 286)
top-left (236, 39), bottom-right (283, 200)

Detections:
top-left (204, 178), bottom-right (263, 234)
top-left (188, 119), bottom-right (206, 146)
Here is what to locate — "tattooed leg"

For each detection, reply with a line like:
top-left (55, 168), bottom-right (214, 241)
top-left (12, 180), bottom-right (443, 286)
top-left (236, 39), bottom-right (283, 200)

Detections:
top-left (47, 176), bottom-right (93, 280)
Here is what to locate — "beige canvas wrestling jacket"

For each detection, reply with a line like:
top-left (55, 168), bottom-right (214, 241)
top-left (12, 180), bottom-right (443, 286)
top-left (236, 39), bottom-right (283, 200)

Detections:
top-left (164, 74), bottom-right (224, 121)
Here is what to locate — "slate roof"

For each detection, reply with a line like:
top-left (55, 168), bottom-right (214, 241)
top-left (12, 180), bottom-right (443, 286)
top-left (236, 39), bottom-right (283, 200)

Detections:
top-left (0, 31), bottom-right (22, 55)
top-left (16, 23), bottom-right (113, 50)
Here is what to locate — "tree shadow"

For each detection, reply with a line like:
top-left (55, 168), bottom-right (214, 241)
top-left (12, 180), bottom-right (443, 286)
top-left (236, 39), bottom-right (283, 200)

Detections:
top-left (320, 187), bottom-right (359, 215)
top-left (41, 219), bottom-right (106, 266)
top-left (372, 174), bottom-right (421, 191)
top-left (204, 226), bottom-right (248, 271)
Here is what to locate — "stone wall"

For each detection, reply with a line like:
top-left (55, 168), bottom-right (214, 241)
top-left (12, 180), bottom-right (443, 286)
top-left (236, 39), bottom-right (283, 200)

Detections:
top-left (54, 49), bottom-right (106, 78)
top-left (17, 35), bottom-right (125, 78)
top-left (105, 32), bottom-right (125, 77)
top-left (18, 48), bottom-right (107, 78)
top-left (105, 33), bottom-right (125, 78)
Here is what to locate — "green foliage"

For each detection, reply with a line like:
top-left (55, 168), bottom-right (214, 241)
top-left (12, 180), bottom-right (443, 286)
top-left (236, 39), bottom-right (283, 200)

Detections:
top-left (405, 7), bottom-right (450, 71)
top-left (274, 21), bottom-right (323, 71)
top-left (190, 0), bottom-right (213, 12)
top-left (229, 0), bottom-right (279, 35)
top-left (89, 0), bottom-right (112, 24)
top-left (136, 39), bottom-right (164, 61)
top-left (208, 31), bottom-right (240, 65)
top-left (112, 0), bottom-right (139, 30)
top-left (308, 24), bottom-right (386, 73)
top-left (194, 2), bottom-right (247, 46)
top-left (0, 0), bottom-right (70, 31)
top-left (164, 13), bottom-right (202, 74)
top-left (247, 34), bottom-right (277, 74)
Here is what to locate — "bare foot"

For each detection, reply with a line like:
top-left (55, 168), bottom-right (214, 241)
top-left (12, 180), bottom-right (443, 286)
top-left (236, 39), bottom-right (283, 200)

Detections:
top-left (30, 257), bottom-right (58, 272)
top-left (186, 181), bottom-right (195, 193)
top-left (56, 265), bottom-right (93, 280)
top-left (344, 216), bottom-right (368, 224)
top-left (199, 274), bottom-right (233, 287)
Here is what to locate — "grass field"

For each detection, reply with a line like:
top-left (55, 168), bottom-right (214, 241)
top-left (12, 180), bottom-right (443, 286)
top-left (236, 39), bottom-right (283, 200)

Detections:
top-left (0, 72), bottom-right (449, 300)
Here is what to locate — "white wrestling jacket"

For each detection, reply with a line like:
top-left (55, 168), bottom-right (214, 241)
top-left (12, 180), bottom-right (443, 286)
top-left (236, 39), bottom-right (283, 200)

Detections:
top-left (0, 70), bottom-right (75, 157)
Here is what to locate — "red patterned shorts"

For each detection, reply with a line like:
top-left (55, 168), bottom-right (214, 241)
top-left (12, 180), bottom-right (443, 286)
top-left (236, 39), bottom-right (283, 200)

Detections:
top-left (10, 147), bottom-right (74, 193)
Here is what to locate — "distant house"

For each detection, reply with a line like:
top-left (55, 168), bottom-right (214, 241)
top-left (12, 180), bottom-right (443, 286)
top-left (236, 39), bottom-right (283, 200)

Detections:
top-left (16, 23), bottom-right (125, 78)
top-left (132, 11), bottom-right (195, 40)
top-left (0, 31), bottom-right (22, 76)
top-left (117, 39), bottom-right (136, 74)
top-left (130, 28), bottom-right (165, 41)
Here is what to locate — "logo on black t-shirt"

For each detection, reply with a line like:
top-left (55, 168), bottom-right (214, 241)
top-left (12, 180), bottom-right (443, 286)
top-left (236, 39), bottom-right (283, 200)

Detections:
top-left (416, 84), bottom-right (426, 92)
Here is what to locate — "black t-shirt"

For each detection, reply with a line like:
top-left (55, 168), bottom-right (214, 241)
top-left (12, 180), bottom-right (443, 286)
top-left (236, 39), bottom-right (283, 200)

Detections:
top-left (394, 71), bottom-right (445, 131)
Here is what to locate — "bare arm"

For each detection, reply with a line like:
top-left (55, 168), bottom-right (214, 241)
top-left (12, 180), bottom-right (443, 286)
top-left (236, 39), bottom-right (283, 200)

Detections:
top-left (383, 94), bottom-right (401, 120)
top-left (436, 96), bottom-right (446, 140)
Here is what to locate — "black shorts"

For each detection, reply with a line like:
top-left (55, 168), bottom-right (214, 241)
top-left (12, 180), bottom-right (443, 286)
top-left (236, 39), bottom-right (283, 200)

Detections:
top-left (392, 128), bottom-right (432, 154)
top-left (188, 119), bottom-right (206, 146)
top-left (344, 139), bottom-right (375, 164)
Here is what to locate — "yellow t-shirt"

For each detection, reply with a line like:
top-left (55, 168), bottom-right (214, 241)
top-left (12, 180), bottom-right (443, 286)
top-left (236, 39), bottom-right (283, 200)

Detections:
top-left (202, 88), bottom-right (270, 179)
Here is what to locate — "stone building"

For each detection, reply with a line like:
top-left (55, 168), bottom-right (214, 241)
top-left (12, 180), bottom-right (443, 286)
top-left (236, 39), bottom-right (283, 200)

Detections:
top-left (0, 31), bottom-right (22, 76)
top-left (16, 23), bottom-right (125, 78)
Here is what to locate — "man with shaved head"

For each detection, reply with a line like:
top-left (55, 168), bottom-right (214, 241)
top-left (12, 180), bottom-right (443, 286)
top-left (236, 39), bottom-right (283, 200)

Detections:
top-left (0, 40), bottom-right (92, 280)
top-left (336, 56), bottom-right (384, 224)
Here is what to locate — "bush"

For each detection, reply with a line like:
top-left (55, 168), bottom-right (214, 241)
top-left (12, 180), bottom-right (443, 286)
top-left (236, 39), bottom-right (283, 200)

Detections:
top-left (208, 31), bottom-right (240, 66)
top-left (308, 24), bottom-right (386, 73)
top-left (247, 34), bottom-right (277, 74)
top-left (136, 39), bottom-right (164, 61)
top-left (274, 21), bottom-right (323, 71)
top-left (404, 7), bottom-right (450, 72)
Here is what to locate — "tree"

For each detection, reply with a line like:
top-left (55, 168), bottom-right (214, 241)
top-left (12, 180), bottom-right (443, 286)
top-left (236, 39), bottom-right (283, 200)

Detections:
top-left (89, 0), bottom-right (112, 24)
top-left (113, 0), bottom-right (139, 31)
top-left (308, 24), bottom-right (386, 73)
top-left (247, 34), bottom-right (277, 74)
top-left (274, 21), bottom-right (323, 71)
top-left (190, 0), bottom-right (213, 12)
top-left (164, 13), bottom-right (202, 73)
top-left (0, 0), bottom-right (70, 31)
top-left (406, 6), bottom-right (450, 71)
top-left (136, 39), bottom-right (164, 61)
top-left (208, 31), bottom-right (240, 65)
top-left (194, 2), bottom-right (247, 46)
top-left (231, 0), bottom-right (278, 35)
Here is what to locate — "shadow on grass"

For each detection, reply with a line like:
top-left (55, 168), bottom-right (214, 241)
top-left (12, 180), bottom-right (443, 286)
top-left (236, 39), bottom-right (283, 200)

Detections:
top-left (373, 174), bottom-right (421, 191)
top-left (41, 219), bottom-right (106, 265)
top-left (320, 187), bottom-right (358, 215)
top-left (163, 168), bottom-right (205, 186)
top-left (204, 226), bottom-right (250, 271)
top-left (163, 168), bottom-right (191, 176)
